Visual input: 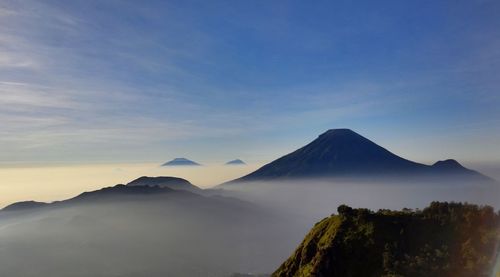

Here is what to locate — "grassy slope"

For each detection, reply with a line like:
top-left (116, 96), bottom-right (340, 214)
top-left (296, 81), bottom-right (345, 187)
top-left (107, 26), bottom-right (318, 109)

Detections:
top-left (273, 202), bottom-right (500, 277)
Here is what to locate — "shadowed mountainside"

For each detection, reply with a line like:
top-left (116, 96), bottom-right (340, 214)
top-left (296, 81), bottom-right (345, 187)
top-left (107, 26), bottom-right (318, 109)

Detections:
top-left (0, 179), bottom-right (305, 277)
top-left (273, 202), bottom-right (500, 277)
top-left (228, 129), bottom-right (492, 183)
top-left (1, 184), bottom-right (197, 213)
top-left (2, 176), bottom-right (202, 212)
top-left (2, 201), bottom-right (49, 212)
top-left (126, 176), bottom-right (201, 192)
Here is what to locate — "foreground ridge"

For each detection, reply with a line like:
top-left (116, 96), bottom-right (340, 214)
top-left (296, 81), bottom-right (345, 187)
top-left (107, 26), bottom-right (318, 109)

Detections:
top-left (273, 202), bottom-right (500, 277)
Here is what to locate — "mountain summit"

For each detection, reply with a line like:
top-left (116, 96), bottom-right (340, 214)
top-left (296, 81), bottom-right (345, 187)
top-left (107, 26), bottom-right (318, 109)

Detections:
top-left (162, 158), bottom-right (201, 166)
top-left (432, 159), bottom-right (471, 173)
top-left (226, 159), bottom-right (246, 165)
top-left (126, 176), bottom-right (201, 192)
top-left (229, 129), bottom-right (490, 182)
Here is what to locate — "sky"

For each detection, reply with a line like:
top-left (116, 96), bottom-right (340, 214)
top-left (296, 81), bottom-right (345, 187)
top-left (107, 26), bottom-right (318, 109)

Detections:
top-left (1, 0), bottom-right (500, 166)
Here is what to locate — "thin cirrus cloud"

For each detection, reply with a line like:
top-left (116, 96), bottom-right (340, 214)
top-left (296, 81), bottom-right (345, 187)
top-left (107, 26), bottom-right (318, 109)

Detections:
top-left (0, 0), bottom-right (499, 164)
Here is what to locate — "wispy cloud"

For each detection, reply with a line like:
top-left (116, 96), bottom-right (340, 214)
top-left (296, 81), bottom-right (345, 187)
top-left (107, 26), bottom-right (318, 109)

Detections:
top-left (0, 0), bottom-right (498, 164)
top-left (0, 82), bottom-right (77, 109)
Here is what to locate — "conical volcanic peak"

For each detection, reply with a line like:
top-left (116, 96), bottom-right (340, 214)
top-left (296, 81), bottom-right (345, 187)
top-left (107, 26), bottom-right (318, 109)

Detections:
top-left (307, 129), bottom-right (399, 163)
top-left (226, 159), bottom-right (246, 165)
top-left (232, 129), bottom-right (426, 181)
top-left (227, 129), bottom-right (492, 183)
top-left (162, 158), bottom-right (201, 166)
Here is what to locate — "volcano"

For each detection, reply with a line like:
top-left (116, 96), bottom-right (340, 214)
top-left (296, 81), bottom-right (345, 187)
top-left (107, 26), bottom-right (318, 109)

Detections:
top-left (162, 158), bottom-right (201, 166)
top-left (229, 129), bottom-right (491, 182)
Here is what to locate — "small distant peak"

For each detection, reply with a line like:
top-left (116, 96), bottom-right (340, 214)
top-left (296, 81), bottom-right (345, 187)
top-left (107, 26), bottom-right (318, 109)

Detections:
top-left (433, 159), bottom-right (460, 166)
top-left (2, 200), bottom-right (48, 212)
top-left (162, 158), bottom-right (201, 166)
top-left (226, 159), bottom-right (246, 165)
top-left (432, 159), bottom-right (465, 169)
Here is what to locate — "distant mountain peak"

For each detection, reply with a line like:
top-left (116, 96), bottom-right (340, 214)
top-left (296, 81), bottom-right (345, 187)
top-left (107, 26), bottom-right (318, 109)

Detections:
top-left (127, 176), bottom-right (201, 192)
top-left (162, 158), bottom-right (201, 166)
top-left (430, 159), bottom-right (488, 179)
top-left (226, 159), bottom-right (246, 165)
top-left (432, 159), bottom-right (463, 168)
top-left (2, 200), bottom-right (48, 212)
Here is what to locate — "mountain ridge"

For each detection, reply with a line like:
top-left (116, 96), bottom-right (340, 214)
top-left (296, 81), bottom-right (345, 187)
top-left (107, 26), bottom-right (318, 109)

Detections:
top-left (273, 202), bottom-right (500, 277)
top-left (126, 176), bottom-right (201, 192)
top-left (227, 129), bottom-right (492, 183)
top-left (1, 179), bottom-right (200, 212)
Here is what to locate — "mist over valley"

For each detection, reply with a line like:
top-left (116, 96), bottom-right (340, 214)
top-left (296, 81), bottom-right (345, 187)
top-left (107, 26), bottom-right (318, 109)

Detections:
top-left (1, 1), bottom-right (499, 274)
top-left (1, 129), bottom-right (498, 276)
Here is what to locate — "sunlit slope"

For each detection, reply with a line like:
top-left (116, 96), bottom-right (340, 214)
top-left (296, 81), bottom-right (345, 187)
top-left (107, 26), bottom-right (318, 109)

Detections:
top-left (274, 202), bottom-right (500, 277)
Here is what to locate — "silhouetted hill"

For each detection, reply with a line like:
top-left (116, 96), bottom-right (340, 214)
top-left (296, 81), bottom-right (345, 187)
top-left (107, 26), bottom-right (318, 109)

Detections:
top-left (273, 202), bottom-right (500, 277)
top-left (229, 129), bottom-right (492, 183)
top-left (2, 201), bottom-right (48, 212)
top-left (126, 176), bottom-right (201, 192)
top-left (226, 159), bottom-right (246, 165)
top-left (0, 177), bottom-right (202, 212)
top-left (66, 184), bottom-right (197, 204)
top-left (0, 184), bottom-right (198, 213)
top-left (433, 159), bottom-right (465, 171)
top-left (0, 179), bottom-right (301, 277)
top-left (162, 158), bottom-right (201, 166)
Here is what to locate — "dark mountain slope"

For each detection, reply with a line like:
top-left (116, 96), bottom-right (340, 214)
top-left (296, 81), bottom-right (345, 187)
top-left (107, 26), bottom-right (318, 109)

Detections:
top-left (1, 184), bottom-right (198, 213)
top-left (229, 129), bottom-right (492, 183)
top-left (273, 202), bottom-right (500, 277)
top-left (0, 174), bottom-right (207, 213)
top-left (65, 184), bottom-right (195, 204)
top-left (0, 182), bottom-right (304, 277)
top-left (2, 201), bottom-right (48, 212)
top-left (126, 176), bottom-right (201, 192)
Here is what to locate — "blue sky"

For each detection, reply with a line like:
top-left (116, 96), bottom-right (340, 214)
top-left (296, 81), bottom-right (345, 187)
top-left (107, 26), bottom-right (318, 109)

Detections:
top-left (0, 0), bottom-right (499, 165)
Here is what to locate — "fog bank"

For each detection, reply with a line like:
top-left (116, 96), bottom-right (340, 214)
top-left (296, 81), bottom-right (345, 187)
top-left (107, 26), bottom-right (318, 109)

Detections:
top-left (0, 192), bottom-right (306, 277)
top-left (221, 178), bottom-right (500, 222)
top-left (0, 163), bottom-right (261, 208)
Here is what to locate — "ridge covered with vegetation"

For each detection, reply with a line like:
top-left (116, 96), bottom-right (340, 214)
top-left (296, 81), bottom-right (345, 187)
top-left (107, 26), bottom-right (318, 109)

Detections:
top-left (273, 202), bottom-right (500, 277)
